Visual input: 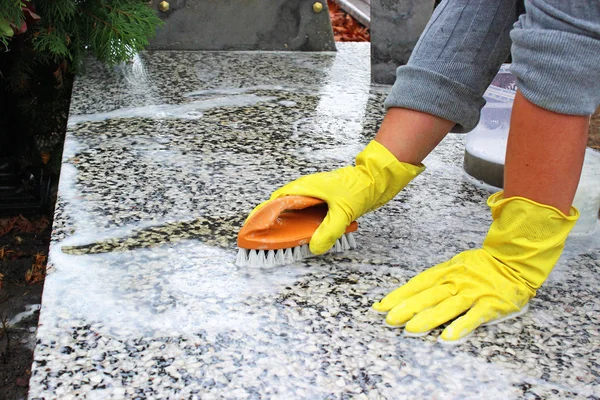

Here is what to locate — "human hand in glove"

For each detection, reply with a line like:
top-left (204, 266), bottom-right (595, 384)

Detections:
top-left (248, 140), bottom-right (424, 255)
top-left (372, 192), bottom-right (579, 342)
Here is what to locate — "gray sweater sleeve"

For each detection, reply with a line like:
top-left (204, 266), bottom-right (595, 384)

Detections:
top-left (385, 0), bottom-right (600, 132)
top-left (510, 0), bottom-right (600, 116)
top-left (384, 0), bottom-right (518, 133)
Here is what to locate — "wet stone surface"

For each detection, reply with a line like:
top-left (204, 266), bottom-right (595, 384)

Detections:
top-left (30, 43), bottom-right (600, 399)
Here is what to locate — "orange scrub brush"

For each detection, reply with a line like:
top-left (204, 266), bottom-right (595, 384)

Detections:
top-left (236, 196), bottom-right (358, 267)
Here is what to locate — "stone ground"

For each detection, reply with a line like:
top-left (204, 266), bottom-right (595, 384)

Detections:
top-left (1, 63), bottom-right (599, 400)
top-left (0, 4), bottom-right (598, 393)
top-left (24, 43), bottom-right (599, 399)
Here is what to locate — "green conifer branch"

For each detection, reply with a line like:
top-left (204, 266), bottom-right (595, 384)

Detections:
top-left (0, 0), bottom-right (25, 47)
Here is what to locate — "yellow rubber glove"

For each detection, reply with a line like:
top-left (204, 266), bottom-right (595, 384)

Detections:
top-left (372, 192), bottom-right (579, 342)
top-left (249, 140), bottom-right (424, 255)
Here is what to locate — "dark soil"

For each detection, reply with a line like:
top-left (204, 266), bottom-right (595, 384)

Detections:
top-left (328, 0), bottom-right (370, 42)
top-left (0, 217), bottom-right (51, 400)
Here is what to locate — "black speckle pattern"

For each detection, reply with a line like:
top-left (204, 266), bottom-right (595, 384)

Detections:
top-left (30, 44), bottom-right (600, 399)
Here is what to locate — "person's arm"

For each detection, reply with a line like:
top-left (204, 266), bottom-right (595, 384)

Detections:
top-left (247, 0), bottom-right (520, 256)
top-left (373, 0), bottom-right (600, 341)
top-left (373, 90), bottom-right (584, 342)
top-left (374, 0), bottom-right (518, 164)
top-left (374, 108), bottom-right (454, 165)
top-left (503, 79), bottom-right (589, 216)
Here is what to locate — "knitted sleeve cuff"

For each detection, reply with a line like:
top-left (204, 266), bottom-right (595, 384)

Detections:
top-left (383, 65), bottom-right (487, 133)
top-left (510, 28), bottom-right (600, 115)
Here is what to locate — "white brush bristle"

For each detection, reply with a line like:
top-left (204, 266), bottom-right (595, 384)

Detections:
top-left (235, 232), bottom-right (357, 267)
top-left (346, 232), bottom-right (356, 248)
top-left (283, 248), bottom-right (294, 264)
top-left (266, 250), bottom-right (276, 265)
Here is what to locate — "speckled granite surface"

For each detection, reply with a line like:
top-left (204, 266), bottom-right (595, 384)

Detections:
top-left (30, 43), bottom-right (599, 399)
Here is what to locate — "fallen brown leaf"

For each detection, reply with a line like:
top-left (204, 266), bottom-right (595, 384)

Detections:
top-left (328, 0), bottom-right (370, 42)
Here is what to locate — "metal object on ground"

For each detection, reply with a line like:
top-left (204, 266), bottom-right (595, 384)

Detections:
top-left (334, 0), bottom-right (370, 28)
top-left (158, 1), bottom-right (169, 12)
top-left (464, 65), bottom-right (515, 189)
top-left (148, 0), bottom-right (336, 51)
top-left (463, 152), bottom-right (505, 189)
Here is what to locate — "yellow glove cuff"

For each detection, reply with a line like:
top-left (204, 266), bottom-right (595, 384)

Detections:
top-left (358, 141), bottom-right (425, 211)
top-left (484, 191), bottom-right (579, 290)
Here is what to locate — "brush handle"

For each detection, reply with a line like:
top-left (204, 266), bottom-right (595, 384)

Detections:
top-left (238, 196), bottom-right (358, 250)
top-left (243, 196), bottom-right (324, 230)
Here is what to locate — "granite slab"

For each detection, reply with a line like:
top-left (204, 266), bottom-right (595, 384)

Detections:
top-left (147, 0), bottom-right (336, 52)
top-left (29, 43), bottom-right (599, 399)
top-left (370, 0), bottom-right (435, 84)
